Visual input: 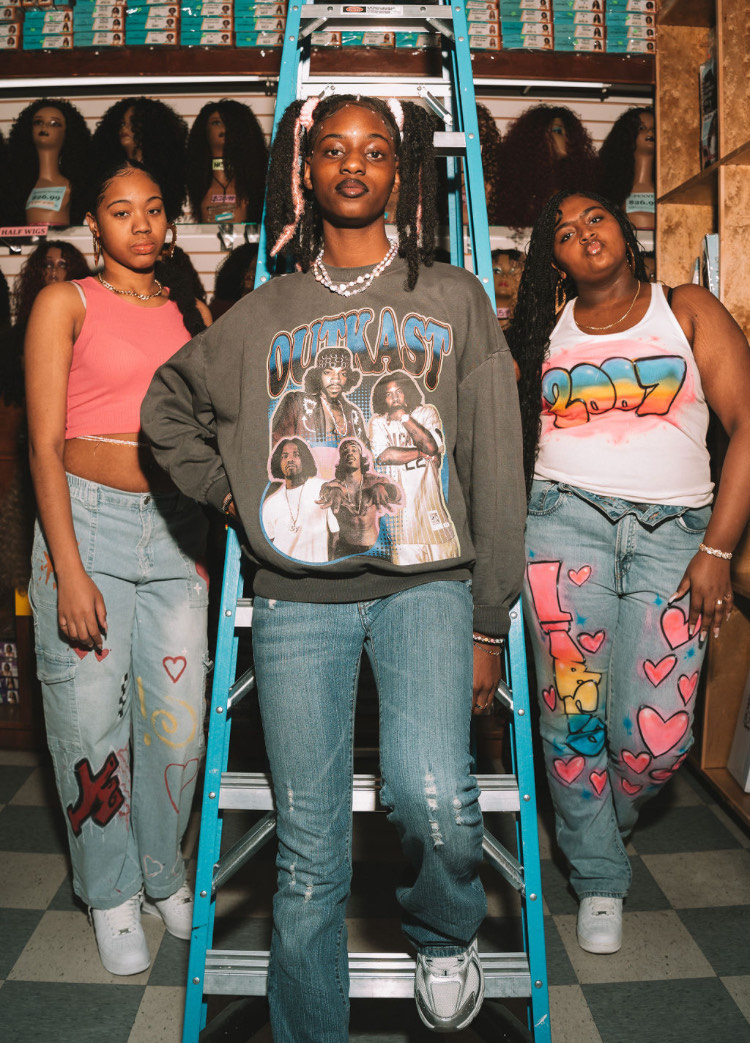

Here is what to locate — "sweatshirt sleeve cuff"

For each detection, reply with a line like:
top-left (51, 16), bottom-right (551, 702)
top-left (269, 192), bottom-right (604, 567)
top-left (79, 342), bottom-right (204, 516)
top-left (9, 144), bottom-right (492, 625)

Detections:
top-left (205, 473), bottom-right (232, 513)
top-left (472, 604), bottom-right (510, 640)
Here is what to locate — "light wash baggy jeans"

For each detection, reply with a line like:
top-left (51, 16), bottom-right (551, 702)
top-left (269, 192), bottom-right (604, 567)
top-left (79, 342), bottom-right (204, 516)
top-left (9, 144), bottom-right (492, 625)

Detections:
top-left (251, 579), bottom-right (487, 1043)
top-left (523, 480), bottom-right (709, 900)
top-left (28, 474), bottom-right (209, 909)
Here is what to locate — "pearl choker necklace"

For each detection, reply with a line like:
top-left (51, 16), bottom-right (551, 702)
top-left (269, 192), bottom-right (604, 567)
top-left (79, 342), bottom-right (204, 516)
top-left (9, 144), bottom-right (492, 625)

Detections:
top-left (312, 240), bottom-right (398, 297)
top-left (98, 273), bottom-right (163, 301)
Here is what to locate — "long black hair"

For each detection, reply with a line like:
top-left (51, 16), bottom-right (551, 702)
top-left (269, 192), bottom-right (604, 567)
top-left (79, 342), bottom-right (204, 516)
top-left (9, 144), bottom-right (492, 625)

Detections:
top-left (506, 189), bottom-right (649, 493)
top-left (186, 99), bottom-right (268, 222)
top-left (265, 94), bottom-right (438, 291)
top-left (598, 106), bottom-right (655, 208)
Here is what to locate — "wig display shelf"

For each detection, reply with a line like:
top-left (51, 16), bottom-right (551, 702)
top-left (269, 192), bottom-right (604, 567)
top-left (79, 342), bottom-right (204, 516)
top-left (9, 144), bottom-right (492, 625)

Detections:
top-left (0, 47), bottom-right (653, 95)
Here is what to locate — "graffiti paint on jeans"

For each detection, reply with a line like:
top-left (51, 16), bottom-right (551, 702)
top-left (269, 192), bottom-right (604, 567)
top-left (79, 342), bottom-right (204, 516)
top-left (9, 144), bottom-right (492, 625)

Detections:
top-left (136, 675), bottom-right (198, 750)
top-left (66, 753), bottom-right (125, 837)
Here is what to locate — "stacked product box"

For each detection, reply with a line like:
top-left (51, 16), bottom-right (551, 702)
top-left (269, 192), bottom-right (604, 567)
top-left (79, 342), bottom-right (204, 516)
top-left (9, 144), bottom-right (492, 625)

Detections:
top-left (181, 0), bottom-right (235, 46)
top-left (553, 0), bottom-right (606, 53)
top-left (467, 0), bottom-right (499, 51)
top-left (500, 0), bottom-right (554, 51)
top-left (126, 0), bottom-right (179, 45)
top-left (605, 0), bottom-right (656, 54)
top-left (234, 1), bottom-right (286, 47)
top-left (22, 4), bottom-right (74, 48)
top-left (74, 2), bottom-right (126, 48)
top-left (0, 2), bottom-right (22, 50)
top-left (339, 30), bottom-right (395, 47)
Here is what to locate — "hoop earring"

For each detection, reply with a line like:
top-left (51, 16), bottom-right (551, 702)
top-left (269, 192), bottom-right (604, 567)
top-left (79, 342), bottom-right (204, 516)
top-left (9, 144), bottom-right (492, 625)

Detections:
top-left (552, 266), bottom-right (567, 314)
top-left (626, 243), bottom-right (636, 272)
top-left (164, 223), bottom-right (177, 260)
top-left (92, 232), bottom-right (101, 266)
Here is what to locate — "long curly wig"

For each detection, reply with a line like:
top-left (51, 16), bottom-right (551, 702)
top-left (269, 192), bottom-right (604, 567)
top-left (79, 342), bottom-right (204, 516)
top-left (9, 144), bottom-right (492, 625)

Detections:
top-left (90, 98), bottom-right (188, 222)
top-left (506, 189), bottom-right (649, 493)
top-left (598, 106), bottom-right (655, 209)
top-left (12, 240), bottom-right (89, 328)
top-left (477, 103), bottom-right (502, 225)
top-left (186, 99), bottom-right (268, 222)
top-left (7, 98), bottom-right (92, 225)
top-left (265, 95), bottom-right (438, 292)
top-left (495, 105), bottom-right (599, 230)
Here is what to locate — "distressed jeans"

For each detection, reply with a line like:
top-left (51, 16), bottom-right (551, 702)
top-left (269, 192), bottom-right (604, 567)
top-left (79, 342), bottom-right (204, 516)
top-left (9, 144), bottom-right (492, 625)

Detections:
top-left (523, 480), bottom-right (709, 900)
top-left (252, 580), bottom-right (486, 1043)
top-left (28, 475), bottom-right (209, 909)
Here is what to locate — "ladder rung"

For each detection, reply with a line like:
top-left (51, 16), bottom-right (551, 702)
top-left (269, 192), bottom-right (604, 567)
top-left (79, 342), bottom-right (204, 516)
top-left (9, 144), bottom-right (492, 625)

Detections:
top-left (218, 772), bottom-right (520, 812)
top-left (203, 950), bottom-right (531, 999)
top-left (299, 4), bottom-right (453, 36)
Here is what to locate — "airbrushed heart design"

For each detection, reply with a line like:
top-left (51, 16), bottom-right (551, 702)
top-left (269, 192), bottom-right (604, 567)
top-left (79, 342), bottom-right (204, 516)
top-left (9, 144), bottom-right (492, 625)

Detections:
top-left (672, 752), bottom-right (688, 771)
top-left (554, 755), bottom-right (585, 785)
top-left (650, 768), bottom-right (674, 782)
top-left (644, 655), bottom-right (677, 687)
top-left (164, 758), bottom-right (201, 813)
top-left (638, 706), bottom-right (689, 757)
top-left (622, 778), bottom-right (642, 796)
top-left (162, 656), bottom-right (187, 683)
top-left (589, 770), bottom-right (607, 796)
top-left (568, 566), bottom-right (592, 586)
top-left (661, 606), bottom-right (696, 649)
top-left (677, 672), bottom-right (699, 704)
top-left (143, 855), bottom-right (164, 878)
top-left (579, 630), bottom-right (605, 654)
top-left (73, 646), bottom-right (110, 661)
top-left (543, 687), bottom-right (556, 711)
top-left (622, 749), bottom-right (651, 774)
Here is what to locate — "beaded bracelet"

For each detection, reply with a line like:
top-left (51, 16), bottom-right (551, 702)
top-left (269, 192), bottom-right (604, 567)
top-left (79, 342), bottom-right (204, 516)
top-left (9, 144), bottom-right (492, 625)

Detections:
top-left (699, 543), bottom-right (733, 561)
top-left (221, 491), bottom-right (234, 515)
top-left (475, 644), bottom-right (502, 657)
top-left (473, 632), bottom-right (503, 645)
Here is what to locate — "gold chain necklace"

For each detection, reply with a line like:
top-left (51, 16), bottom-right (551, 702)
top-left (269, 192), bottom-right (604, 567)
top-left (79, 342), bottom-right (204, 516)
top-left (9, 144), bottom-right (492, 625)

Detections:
top-left (284, 482), bottom-right (305, 533)
top-left (98, 272), bottom-right (163, 301)
top-left (575, 281), bottom-right (641, 332)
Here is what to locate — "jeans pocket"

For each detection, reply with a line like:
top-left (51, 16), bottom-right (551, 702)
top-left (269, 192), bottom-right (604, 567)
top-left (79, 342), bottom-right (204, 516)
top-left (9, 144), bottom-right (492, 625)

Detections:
top-left (675, 505), bottom-right (712, 535)
top-left (527, 480), bottom-right (566, 517)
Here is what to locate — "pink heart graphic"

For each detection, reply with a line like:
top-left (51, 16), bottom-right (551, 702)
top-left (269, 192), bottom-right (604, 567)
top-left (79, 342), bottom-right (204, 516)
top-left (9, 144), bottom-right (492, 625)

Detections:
top-left (554, 755), bottom-right (585, 785)
top-left (650, 769), bottom-right (673, 782)
top-left (568, 566), bottom-right (592, 587)
top-left (163, 656), bottom-right (187, 684)
top-left (164, 758), bottom-right (200, 813)
top-left (543, 687), bottom-right (556, 711)
top-left (579, 630), bottom-right (605, 654)
top-left (677, 672), bottom-right (699, 704)
top-left (622, 750), bottom-right (651, 774)
top-left (672, 752), bottom-right (688, 771)
top-left (661, 606), bottom-right (693, 649)
top-left (638, 706), bottom-right (689, 758)
top-left (73, 647), bottom-right (110, 661)
top-left (589, 770), bottom-right (607, 796)
top-left (643, 655), bottom-right (677, 687)
top-left (622, 778), bottom-right (642, 796)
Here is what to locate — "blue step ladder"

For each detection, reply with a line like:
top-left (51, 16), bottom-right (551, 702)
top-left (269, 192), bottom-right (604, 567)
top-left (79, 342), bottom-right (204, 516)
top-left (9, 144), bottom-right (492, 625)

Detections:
top-left (183, 4), bottom-right (551, 1040)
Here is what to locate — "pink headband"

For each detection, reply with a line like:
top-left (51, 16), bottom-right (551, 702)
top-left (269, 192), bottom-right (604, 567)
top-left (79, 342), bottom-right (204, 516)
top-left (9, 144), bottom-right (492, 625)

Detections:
top-left (270, 95), bottom-right (321, 256)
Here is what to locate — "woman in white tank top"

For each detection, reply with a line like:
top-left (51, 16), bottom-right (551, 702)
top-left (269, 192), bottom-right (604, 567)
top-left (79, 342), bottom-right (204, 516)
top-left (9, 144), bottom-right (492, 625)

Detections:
top-left (508, 190), bottom-right (750, 956)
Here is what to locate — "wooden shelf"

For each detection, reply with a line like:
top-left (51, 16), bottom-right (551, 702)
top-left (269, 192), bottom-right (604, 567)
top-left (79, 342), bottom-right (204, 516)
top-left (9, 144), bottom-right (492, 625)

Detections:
top-left (0, 46), bottom-right (654, 89)
top-left (700, 768), bottom-right (750, 827)
top-left (723, 139), bottom-right (750, 167)
top-left (658, 0), bottom-right (715, 27)
top-left (658, 163), bottom-right (718, 206)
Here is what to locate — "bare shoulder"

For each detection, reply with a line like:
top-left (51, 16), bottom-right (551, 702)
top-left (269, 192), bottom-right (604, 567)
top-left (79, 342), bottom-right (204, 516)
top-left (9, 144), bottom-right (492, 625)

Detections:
top-left (31, 280), bottom-right (86, 322)
top-left (669, 282), bottom-right (729, 320)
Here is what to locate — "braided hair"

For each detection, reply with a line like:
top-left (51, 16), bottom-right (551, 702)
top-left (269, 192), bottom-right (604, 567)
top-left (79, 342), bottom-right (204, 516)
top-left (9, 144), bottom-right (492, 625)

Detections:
top-left (507, 189), bottom-right (649, 494)
top-left (265, 94), bottom-right (437, 291)
top-left (598, 106), bottom-right (655, 209)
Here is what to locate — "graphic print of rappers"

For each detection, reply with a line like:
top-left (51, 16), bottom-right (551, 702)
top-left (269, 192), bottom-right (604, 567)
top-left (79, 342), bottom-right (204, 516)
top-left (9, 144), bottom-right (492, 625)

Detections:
top-left (271, 346), bottom-right (369, 448)
top-left (262, 437), bottom-right (339, 562)
top-left (368, 371), bottom-right (459, 564)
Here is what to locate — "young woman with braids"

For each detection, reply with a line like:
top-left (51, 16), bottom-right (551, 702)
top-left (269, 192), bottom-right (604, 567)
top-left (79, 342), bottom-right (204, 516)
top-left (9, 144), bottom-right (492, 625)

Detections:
top-left (25, 161), bottom-right (211, 977)
top-left (508, 190), bottom-right (750, 956)
top-left (142, 94), bottom-right (525, 1039)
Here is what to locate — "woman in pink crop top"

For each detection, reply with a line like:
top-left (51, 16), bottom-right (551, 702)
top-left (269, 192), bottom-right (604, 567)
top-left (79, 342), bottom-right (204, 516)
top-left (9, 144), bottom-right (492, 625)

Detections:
top-left (508, 190), bottom-right (750, 957)
top-left (24, 161), bottom-right (212, 977)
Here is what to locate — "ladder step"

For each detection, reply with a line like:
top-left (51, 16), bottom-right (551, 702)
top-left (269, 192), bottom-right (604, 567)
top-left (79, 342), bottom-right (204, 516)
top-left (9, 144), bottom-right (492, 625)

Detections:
top-left (218, 772), bottom-right (520, 812)
top-left (203, 950), bottom-right (531, 999)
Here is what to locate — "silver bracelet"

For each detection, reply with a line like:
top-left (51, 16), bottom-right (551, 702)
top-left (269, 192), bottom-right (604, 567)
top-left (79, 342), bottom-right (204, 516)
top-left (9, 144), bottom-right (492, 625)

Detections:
top-left (699, 542), bottom-right (733, 560)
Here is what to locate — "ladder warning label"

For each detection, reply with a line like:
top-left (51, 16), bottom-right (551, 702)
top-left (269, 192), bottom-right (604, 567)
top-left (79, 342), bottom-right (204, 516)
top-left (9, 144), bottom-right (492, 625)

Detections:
top-left (344, 5), bottom-right (403, 14)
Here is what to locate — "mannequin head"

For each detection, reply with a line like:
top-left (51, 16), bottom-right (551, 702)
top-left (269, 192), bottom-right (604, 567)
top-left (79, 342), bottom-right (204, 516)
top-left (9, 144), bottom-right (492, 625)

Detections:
top-left (185, 99), bottom-right (269, 222)
top-left (7, 98), bottom-right (92, 225)
top-left (210, 241), bottom-right (260, 319)
top-left (12, 240), bottom-right (89, 327)
top-left (495, 105), bottom-right (599, 229)
top-left (91, 97), bottom-right (188, 221)
top-left (598, 106), bottom-right (655, 210)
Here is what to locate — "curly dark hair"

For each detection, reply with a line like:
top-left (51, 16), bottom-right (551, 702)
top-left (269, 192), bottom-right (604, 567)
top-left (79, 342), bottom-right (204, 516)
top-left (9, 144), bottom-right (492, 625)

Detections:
top-left (269, 436), bottom-right (317, 480)
top-left (265, 95), bottom-right (438, 292)
top-left (495, 105), bottom-right (599, 230)
top-left (506, 189), bottom-right (649, 494)
top-left (303, 346), bottom-right (362, 394)
top-left (90, 98), bottom-right (188, 221)
top-left (334, 438), bottom-right (371, 480)
top-left (12, 240), bottom-right (89, 328)
top-left (155, 246), bottom-right (207, 338)
top-left (214, 242), bottom-right (259, 299)
top-left (477, 103), bottom-right (502, 225)
top-left (598, 106), bottom-right (655, 209)
top-left (7, 98), bottom-right (92, 225)
top-left (88, 161), bottom-right (206, 338)
top-left (186, 100), bottom-right (268, 222)
top-left (371, 370), bottom-right (423, 416)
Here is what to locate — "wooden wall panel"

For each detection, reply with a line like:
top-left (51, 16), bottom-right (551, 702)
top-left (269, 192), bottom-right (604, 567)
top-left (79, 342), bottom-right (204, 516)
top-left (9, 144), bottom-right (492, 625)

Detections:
top-left (718, 0), bottom-right (750, 157)
top-left (718, 166), bottom-right (750, 336)
top-left (656, 24), bottom-right (711, 195)
top-left (656, 201), bottom-right (713, 284)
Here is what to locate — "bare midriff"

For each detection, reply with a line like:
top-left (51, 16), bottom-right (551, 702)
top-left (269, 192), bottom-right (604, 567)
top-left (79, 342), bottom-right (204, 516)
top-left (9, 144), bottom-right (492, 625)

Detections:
top-left (64, 434), bottom-right (175, 493)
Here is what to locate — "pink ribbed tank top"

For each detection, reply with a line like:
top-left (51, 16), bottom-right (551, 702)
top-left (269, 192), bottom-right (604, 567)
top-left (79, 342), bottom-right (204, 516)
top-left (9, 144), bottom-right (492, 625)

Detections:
top-left (66, 276), bottom-right (191, 438)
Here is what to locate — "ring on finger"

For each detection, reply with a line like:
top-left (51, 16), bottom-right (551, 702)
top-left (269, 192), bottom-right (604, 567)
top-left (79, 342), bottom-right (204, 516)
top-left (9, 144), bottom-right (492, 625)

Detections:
top-left (716, 599), bottom-right (724, 606)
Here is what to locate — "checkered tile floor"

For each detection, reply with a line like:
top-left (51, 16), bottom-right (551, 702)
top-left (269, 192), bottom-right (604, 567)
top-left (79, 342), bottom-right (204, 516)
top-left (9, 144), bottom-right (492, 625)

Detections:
top-left (1, 745), bottom-right (749, 1043)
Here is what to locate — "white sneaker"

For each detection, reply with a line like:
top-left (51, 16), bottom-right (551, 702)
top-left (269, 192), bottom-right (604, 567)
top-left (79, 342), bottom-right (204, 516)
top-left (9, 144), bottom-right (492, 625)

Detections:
top-left (576, 896), bottom-right (623, 954)
top-left (142, 883), bottom-right (194, 940)
top-left (89, 894), bottom-right (151, 976)
top-left (415, 938), bottom-right (485, 1033)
